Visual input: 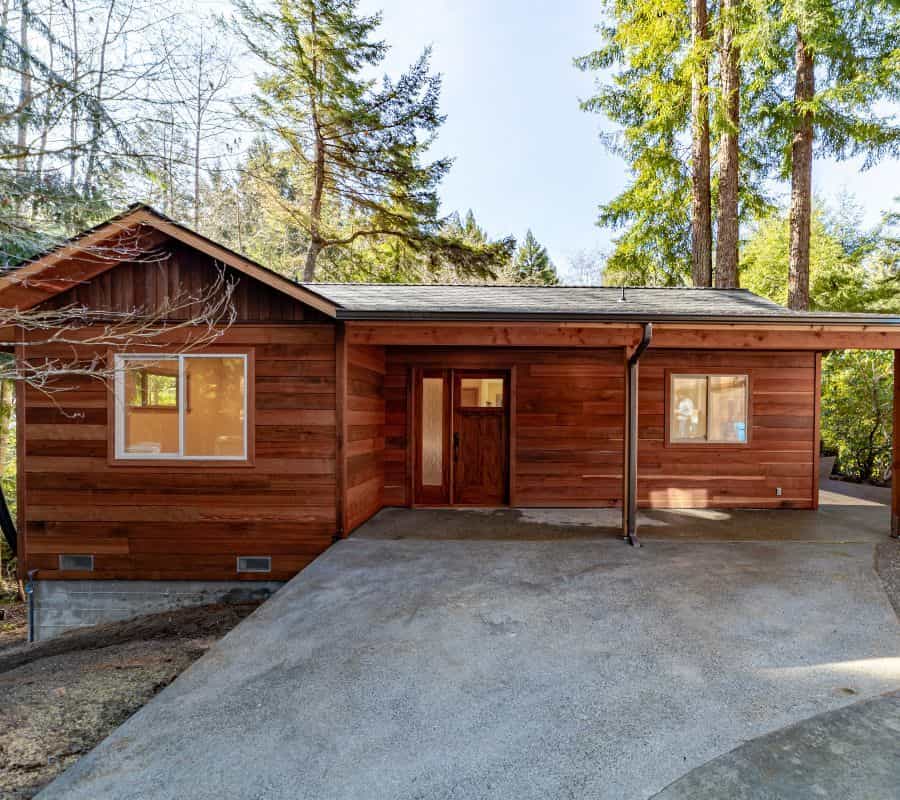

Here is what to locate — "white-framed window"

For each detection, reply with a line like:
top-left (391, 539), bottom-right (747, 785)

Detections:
top-left (114, 353), bottom-right (248, 460)
top-left (669, 373), bottom-right (749, 444)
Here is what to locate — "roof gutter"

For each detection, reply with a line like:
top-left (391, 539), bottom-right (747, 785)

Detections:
top-left (625, 322), bottom-right (652, 547)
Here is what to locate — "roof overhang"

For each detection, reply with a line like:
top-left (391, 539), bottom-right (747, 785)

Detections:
top-left (0, 205), bottom-right (340, 317)
top-left (344, 319), bottom-right (900, 350)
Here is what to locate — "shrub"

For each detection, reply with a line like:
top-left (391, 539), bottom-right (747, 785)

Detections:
top-left (821, 350), bottom-right (893, 483)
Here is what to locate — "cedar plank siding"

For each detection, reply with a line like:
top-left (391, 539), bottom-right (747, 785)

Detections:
top-left (17, 235), bottom-right (821, 580)
top-left (638, 350), bottom-right (816, 508)
top-left (383, 347), bottom-right (816, 512)
top-left (21, 244), bottom-right (337, 580)
top-left (42, 240), bottom-right (326, 323)
top-left (344, 344), bottom-right (386, 531)
top-left (384, 348), bottom-right (626, 508)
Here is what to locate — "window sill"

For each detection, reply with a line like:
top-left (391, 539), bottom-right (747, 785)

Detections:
top-left (665, 441), bottom-right (750, 449)
top-left (108, 456), bottom-right (255, 468)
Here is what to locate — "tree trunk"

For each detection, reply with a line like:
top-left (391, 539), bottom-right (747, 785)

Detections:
top-left (82, 0), bottom-right (116, 200)
top-left (788, 32), bottom-right (814, 311)
top-left (194, 115), bottom-right (201, 230)
top-left (69, 0), bottom-right (79, 198)
top-left (715, 0), bottom-right (740, 289)
top-left (303, 238), bottom-right (323, 282)
top-left (303, 121), bottom-right (327, 280)
top-left (303, 10), bottom-right (325, 282)
top-left (193, 40), bottom-right (204, 231)
top-left (690, 0), bottom-right (712, 287)
top-left (15, 0), bottom-right (31, 191)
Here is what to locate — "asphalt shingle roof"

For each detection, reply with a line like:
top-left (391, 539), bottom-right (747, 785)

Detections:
top-left (301, 283), bottom-right (805, 321)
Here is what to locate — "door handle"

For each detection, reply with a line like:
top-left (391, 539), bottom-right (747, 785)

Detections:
top-left (453, 432), bottom-right (460, 462)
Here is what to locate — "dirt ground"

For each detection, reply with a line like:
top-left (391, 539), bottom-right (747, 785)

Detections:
top-left (0, 601), bottom-right (260, 799)
top-left (0, 596), bottom-right (26, 651)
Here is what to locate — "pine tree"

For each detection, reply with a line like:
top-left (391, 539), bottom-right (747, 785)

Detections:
top-left (575, 0), bottom-right (694, 285)
top-left (231, 0), bottom-right (512, 281)
top-left (715, 0), bottom-right (741, 288)
top-left (513, 230), bottom-right (559, 285)
top-left (746, 0), bottom-right (900, 309)
top-left (576, 0), bottom-right (769, 286)
top-left (690, 0), bottom-right (713, 287)
top-left (790, 1), bottom-right (900, 310)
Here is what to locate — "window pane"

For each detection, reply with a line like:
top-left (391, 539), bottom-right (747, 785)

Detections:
top-left (421, 377), bottom-right (444, 486)
top-left (708, 375), bottom-right (748, 442)
top-left (670, 376), bottom-right (708, 442)
top-left (123, 359), bottom-right (179, 455)
top-left (183, 357), bottom-right (246, 457)
top-left (459, 378), bottom-right (504, 408)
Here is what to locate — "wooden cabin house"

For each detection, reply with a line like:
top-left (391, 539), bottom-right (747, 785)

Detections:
top-left (3, 205), bottom-right (899, 638)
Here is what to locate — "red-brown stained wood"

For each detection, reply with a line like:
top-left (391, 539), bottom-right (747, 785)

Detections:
top-left (18, 236), bottom-right (833, 581)
top-left (385, 348), bottom-right (626, 508)
top-left (638, 350), bottom-right (816, 509)
top-left (384, 347), bottom-right (817, 512)
top-left (19, 242), bottom-right (338, 580)
top-left (893, 351), bottom-right (900, 537)
top-left (43, 242), bottom-right (329, 323)
top-left (21, 322), bottom-right (337, 581)
top-left (344, 343), bottom-right (385, 532)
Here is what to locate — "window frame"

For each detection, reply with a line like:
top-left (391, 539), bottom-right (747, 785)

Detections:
top-left (665, 370), bottom-right (751, 447)
top-left (112, 349), bottom-right (254, 465)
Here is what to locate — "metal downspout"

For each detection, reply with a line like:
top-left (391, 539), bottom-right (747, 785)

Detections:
top-left (626, 323), bottom-right (653, 547)
top-left (26, 570), bottom-right (37, 643)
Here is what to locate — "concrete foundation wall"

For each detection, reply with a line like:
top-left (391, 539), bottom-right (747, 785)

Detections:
top-left (29, 580), bottom-right (284, 642)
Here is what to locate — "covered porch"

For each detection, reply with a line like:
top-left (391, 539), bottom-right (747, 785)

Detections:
top-left (339, 317), bottom-right (900, 544)
top-left (350, 477), bottom-right (891, 545)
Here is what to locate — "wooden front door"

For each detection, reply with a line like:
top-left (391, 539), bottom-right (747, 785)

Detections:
top-left (452, 371), bottom-right (508, 505)
top-left (413, 369), bottom-right (509, 506)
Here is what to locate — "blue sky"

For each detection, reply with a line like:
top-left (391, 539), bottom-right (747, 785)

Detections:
top-left (208, 0), bottom-right (900, 279)
top-left (360, 0), bottom-right (900, 278)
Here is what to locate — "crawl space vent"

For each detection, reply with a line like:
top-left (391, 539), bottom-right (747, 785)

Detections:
top-left (59, 554), bottom-right (94, 571)
top-left (237, 556), bottom-right (272, 573)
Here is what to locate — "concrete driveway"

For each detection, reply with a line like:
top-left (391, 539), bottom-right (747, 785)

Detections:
top-left (40, 509), bottom-right (900, 799)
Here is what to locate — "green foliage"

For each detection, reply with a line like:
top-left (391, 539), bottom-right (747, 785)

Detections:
top-left (513, 230), bottom-right (558, 285)
top-left (742, 195), bottom-right (900, 484)
top-left (575, 0), bottom-right (779, 286)
top-left (575, 0), bottom-right (693, 285)
top-left (741, 197), bottom-right (899, 312)
top-left (743, 0), bottom-right (900, 179)
top-left (577, 0), bottom-right (900, 285)
top-left (230, 0), bottom-right (513, 279)
top-left (821, 350), bottom-right (893, 482)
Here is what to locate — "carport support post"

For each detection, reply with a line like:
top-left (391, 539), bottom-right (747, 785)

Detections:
top-left (625, 323), bottom-right (652, 546)
top-left (892, 350), bottom-right (899, 538)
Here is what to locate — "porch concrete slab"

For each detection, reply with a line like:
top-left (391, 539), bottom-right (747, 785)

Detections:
top-left (359, 502), bottom-right (889, 544)
top-left (651, 690), bottom-right (900, 799)
top-left (39, 517), bottom-right (900, 800)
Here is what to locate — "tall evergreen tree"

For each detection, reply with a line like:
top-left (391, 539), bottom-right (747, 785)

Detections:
top-left (787, 29), bottom-right (814, 309)
top-left (575, 0), bottom-right (694, 285)
top-left (514, 230), bottom-right (559, 285)
top-left (715, 0), bottom-right (741, 288)
top-left (787, 1), bottom-right (900, 309)
top-left (231, 0), bottom-right (512, 281)
top-left (690, 0), bottom-right (713, 287)
top-left (576, 0), bottom-right (769, 286)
